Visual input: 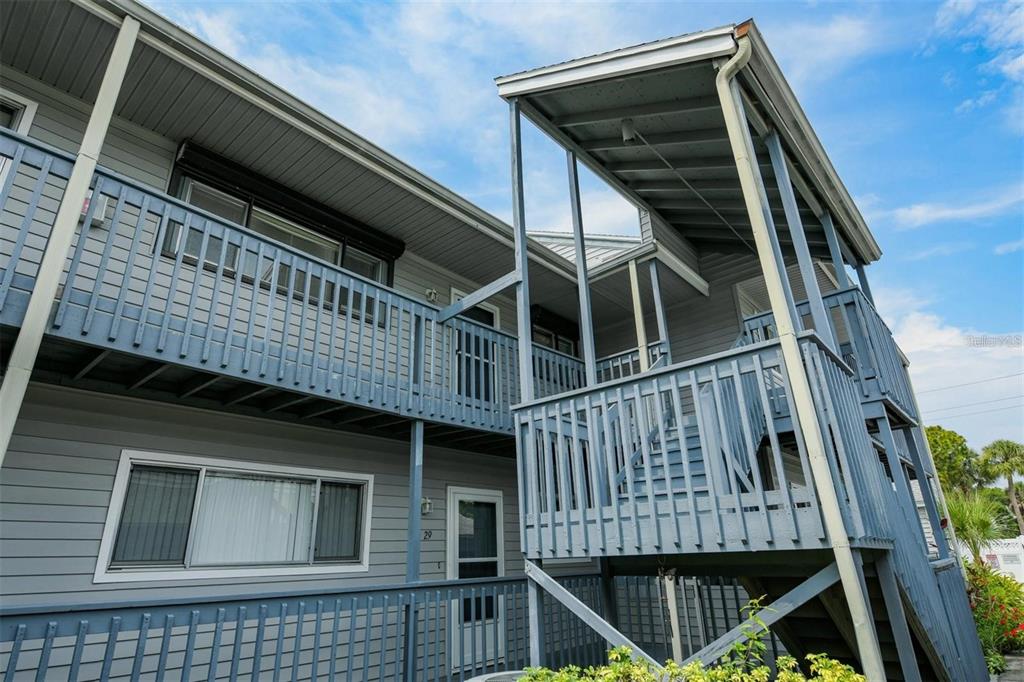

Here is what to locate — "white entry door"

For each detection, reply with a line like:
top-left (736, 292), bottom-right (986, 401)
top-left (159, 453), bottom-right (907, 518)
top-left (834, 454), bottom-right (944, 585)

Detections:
top-left (447, 486), bottom-right (505, 671)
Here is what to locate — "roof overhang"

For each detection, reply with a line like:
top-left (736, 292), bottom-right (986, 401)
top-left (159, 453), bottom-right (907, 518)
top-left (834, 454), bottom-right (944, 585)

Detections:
top-left (63, 0), bottom-right (580, 287)
top-left (495, 21), bottom-right (882, 265)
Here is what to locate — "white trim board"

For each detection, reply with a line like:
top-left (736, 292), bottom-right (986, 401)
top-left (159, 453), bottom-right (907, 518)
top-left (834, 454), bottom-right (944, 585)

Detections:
top-left (93, 449), bottom-right (374, 583)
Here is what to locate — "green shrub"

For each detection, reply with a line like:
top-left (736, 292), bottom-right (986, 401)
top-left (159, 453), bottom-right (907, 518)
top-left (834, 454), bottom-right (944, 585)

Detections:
top-left (519, 598), bottom-right (863, 681)
top-left (966, 561), bottom-right (1024, 673)
top-left (517, 646), bottom-right (864, 681)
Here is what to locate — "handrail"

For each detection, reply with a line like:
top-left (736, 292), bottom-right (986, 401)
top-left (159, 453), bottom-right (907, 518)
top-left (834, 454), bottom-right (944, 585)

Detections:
top-left (742, 288), bottom-right (916, 419)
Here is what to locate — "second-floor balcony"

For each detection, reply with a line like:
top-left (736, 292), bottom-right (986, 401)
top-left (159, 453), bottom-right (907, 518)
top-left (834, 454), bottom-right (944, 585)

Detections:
top-left (0, 130), bottom-right (669, 439)
top-left (0, 131), bottom-right (599, 436)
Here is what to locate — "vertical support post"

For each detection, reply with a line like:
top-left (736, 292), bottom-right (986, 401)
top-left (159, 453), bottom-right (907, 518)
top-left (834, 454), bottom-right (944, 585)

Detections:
top-left (509, 98), bottom-right (535, 402)
top-left (566, 151), bottom-right (597, 386)
top-left (663, 574), bottom-right (685, 662)
top-left (715, 38), bottom-right (887, 681)
top-left (627, 259), bottom-right (650, 372)
top-left (599, 558), bottom-right (619, 628)
top-left (876, 553), bottom-right (923, 682)
top-left (528, 558), bottom-right (546, 666)
top-left (512, 98), bottom-right (543, 667)
top-left (820, 211), bottom-right (850, 289)
top-left (648, 260), bottom-right (672, 364)
top-left (404, 419), bottom-right (424, 681)
top-left (902, 426), bottom-right (951, 559)
top-left (0, 15), bottom-right (140, 465)
top-left (764, 131), bottom-right (836, 351)
top-left (406, 420), bottom-right (424, 581)
top-left (855, 262), bottom-right (875, 304)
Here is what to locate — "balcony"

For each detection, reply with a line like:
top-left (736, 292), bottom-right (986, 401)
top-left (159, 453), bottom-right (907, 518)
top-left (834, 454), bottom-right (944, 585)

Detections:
top-left (513, 333), bottom-right (895, 561)
top-left (741, 287), bottom-right (917, 423)
top-left (0, 131), bottom-right (592, 438)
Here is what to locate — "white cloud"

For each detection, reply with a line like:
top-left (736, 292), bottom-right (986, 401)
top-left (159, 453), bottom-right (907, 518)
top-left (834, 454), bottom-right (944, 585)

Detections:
top-left (954, 88), bottom-right (998, 113)
top-left (765, 15), bottom-right (894, 90)
top-left (875, 284), bottom-right (1024, 449)
top-left (903, 242), bottom-right (974, 261)
top-left (889, 185), bottom-right (1024, 229)
top-left (995, 238), bottom-right (1024, 254)
top-left (931, 0), bottom-right (1024, 125)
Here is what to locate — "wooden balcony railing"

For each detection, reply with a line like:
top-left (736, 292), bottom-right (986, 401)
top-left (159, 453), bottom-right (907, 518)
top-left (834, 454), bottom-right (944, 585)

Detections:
top-left (0, 575), bottom-right (608, 681)
top-left (0, 130), bottom-right (589, 433)
top-left (802, 340), bottom-right (987, 680)
top-left (742, 287), bottom-right (917, 421)
top-left (514, 335), bottom-right (914, 559)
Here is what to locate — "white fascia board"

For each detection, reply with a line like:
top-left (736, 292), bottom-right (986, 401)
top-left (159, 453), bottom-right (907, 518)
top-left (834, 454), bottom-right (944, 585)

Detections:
top-left (496, 28), bottom-right (737, 99)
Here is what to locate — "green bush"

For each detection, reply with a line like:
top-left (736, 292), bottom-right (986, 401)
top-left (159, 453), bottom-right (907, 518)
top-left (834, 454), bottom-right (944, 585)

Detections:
top-left (967, 561), bottom-right (1024, 673)
top-left (519, 599), bottom-right (863, 682)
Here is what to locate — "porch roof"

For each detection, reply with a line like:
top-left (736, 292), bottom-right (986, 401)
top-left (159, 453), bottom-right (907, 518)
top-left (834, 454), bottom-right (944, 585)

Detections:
top-left (495, 21), bottom-right (882, 266)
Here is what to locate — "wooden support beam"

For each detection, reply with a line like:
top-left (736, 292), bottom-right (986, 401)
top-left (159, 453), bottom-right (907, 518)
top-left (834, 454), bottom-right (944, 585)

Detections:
top-left (606, 156), bottom-right (758, 173)
top-left (73, 349), bottom-right (110, 380)
top-left (551, 94), bottom-right (719, 127)
top-left (510, 99), bottom-right (535, 402)
top-left (127, 362), bottom-right (168, 390)
top-left (582, 127), bottom-right (728, 152)
top-left (437, 270), bottom-right (521, 322)
top-left (876, 553), bottom-right (923, 682)
top-left (628, 259), bottom-right (650, 372)
top-left (765, 130), bottom-right (836, 351)
top-left (406, 420), bottom-right (424, 582)
top-left (263, 393), bottom-right (312, 413)
top-left (223, 384), bottom-right (271, 406)
top-left (684, 563), bottom-right (840, 666)
top-left (567, 150), bottom-right (597, 386)
top-left (178, 373), bottom-right (221, 398)
top-left (525, 559), bottom-right (660, 668)
top-left (631, 179), bottom-right (767, 193)
top-left (301, 403), bottom-right (349, 420)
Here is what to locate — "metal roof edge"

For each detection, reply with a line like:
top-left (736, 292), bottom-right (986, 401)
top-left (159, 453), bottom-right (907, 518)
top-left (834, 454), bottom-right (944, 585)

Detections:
top-left (495, 25), bottom-right (737, 99)
top-left (742, 24), bottom-right (882, 264)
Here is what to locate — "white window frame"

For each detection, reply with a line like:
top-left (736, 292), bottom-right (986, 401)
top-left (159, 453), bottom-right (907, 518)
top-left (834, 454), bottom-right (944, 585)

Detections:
top-left (0, 87), bottom-right (38, 135)
top-left (94, 449), bottom-right (374, 583)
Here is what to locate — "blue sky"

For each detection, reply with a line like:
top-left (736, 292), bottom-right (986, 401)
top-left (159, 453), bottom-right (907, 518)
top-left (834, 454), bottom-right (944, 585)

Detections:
top-left (151, 0), bottom-right (1023, 448)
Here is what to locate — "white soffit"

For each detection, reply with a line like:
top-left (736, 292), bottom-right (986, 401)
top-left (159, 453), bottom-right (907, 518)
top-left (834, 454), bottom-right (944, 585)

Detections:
top-left (495, 26), bottom-right (737, 99)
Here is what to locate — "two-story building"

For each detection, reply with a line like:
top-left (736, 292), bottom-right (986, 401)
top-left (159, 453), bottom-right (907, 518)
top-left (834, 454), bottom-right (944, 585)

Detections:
top-left (0, 2), bottom-right (986, 681)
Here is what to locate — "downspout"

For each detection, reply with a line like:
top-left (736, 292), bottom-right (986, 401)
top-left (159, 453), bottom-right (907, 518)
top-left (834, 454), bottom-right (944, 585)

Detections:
top-left (715, 30), bottom-right (887, 681)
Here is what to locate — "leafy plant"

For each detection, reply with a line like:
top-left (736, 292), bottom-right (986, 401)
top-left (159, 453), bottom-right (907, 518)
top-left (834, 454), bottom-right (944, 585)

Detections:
top-left (518, 599), bottom-right (864, 681)
top-left (946, 490), bottom-right (1013, 563)
top-left (981, 439), bottom-right (1024, 535)
top-left (966, 561), bottom-right (1024, 673)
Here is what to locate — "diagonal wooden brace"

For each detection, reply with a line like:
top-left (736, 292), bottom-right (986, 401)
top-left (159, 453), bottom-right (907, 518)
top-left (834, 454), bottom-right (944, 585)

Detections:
top-left (437, 270), bottom-right (521, 322)
top-left (524, 559), bottom-right (662, 669)
top-left (683, 562), bottom-right (840, 667)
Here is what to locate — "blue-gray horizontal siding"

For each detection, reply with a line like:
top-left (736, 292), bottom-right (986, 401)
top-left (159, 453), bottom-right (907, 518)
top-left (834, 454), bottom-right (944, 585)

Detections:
top-left (0, 384), bottom-right (525, 608)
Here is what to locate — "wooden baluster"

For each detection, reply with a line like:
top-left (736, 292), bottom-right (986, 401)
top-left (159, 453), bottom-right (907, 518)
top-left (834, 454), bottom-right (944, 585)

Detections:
top-left (108, 195), bottom-right (151, 341)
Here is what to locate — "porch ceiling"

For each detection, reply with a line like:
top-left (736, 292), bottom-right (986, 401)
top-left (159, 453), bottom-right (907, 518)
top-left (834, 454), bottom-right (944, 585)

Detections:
top-left (496, 23), bottom-right (881, 266)
top-left (0, 0), bottom-right (589, 323)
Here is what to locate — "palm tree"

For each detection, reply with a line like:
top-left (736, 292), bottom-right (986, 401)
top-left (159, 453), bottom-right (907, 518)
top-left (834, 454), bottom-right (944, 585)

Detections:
top-left (981, 439), bottom-right (1024, 535)
top-left (945, 490), bottom-right (1013, 563)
